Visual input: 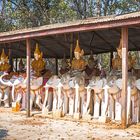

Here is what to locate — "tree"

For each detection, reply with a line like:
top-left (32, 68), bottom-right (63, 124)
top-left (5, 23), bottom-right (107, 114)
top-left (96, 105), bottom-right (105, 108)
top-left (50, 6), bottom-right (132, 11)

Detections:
top-left (0, 0), bottom-right (140, 31)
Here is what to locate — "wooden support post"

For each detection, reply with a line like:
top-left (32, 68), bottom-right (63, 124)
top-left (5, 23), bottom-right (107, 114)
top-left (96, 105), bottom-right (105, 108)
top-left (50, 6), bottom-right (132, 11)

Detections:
top-left (26, 38), bottom-right (31, 117)
top-left (15, 58), bottom-right (18, 72)
top-left (110, 52), bottom-right (113, 71)
top-left (70, 44), bottom-right (73, 64)
top-left (121, 27), bottom-right (128, 128)
top-left (9, 49), bottom-right (13, 71)
top-left (56, 58), bottom-right (58, 75)
top-left (70, 33), bottom-right (73, 64)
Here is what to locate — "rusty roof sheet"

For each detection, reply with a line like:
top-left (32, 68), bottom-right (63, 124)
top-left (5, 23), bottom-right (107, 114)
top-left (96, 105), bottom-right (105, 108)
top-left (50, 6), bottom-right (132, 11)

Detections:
top-left (0, 11), bottom-right (140, 37)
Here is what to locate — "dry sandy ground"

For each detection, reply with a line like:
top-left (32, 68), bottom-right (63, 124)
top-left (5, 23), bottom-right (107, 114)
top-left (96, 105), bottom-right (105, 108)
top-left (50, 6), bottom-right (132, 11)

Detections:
top-left (0, 108), bottom-right (140, 140)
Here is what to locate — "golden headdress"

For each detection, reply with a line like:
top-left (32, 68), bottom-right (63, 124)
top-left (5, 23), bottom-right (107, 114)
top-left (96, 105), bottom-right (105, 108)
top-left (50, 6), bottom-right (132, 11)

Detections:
top-left (1, 49), bottom-right (8, 60)
top-left (74, 40), bottom-right (81, 53)
top-left (74, 40), bottom-right (84, 56)
top-left (34, 43), bottom-right (41, 55)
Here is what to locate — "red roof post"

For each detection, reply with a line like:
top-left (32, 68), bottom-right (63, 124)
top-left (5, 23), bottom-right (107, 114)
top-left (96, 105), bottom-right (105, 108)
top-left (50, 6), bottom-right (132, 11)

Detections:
top-left (121, 27), bottom-right (128, 128)
top-left (26, 38), bottom-right (31, 117)
top-left (55, 58), bottom-right (58, 75)
top-left (15, 58), bottom-right (18, 72)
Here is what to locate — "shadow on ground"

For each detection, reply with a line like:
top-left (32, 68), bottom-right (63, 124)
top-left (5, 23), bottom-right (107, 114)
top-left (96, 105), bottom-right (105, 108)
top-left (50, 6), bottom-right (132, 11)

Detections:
top-left (0, 129), bottom-right (8, 139)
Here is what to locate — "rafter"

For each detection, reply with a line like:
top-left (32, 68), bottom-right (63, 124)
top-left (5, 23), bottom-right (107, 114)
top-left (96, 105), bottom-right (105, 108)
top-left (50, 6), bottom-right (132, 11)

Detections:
top-left (113, 29), bottom-right (140, 50)
top-left (48, 36), bottom-right (70, 53)
top-left (94, 31), bottom-right (116, 51)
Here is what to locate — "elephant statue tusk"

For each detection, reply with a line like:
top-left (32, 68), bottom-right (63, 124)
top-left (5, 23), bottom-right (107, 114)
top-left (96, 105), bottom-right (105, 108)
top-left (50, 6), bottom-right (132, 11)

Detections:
top-left (0, 73), bottom-right (23, 101)
top-left (11, 79), bottom-right (22, 101)
top-left (0, 73), bottom-right (12, 87)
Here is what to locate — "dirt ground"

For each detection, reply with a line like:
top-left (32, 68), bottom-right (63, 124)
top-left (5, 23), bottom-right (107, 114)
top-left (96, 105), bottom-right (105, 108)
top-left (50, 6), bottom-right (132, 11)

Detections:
top-left (0, 108), bottom-right (140, 140)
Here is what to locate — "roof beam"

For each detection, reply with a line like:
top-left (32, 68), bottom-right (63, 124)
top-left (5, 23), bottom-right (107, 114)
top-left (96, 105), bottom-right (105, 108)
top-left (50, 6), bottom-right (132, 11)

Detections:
top-left (0, 13), bottom-right (140, 43)
top-left (77, 32), bottom-right (112, 52)
top-left (89, 32), bottom-right (95, 48)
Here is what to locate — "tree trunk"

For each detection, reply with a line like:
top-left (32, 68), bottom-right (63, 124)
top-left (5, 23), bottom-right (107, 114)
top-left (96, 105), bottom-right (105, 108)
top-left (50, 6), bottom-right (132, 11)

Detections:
top-left (84, 0), bottom-right (86, 19)
top-left (97, 0), bottom-right (100, 17)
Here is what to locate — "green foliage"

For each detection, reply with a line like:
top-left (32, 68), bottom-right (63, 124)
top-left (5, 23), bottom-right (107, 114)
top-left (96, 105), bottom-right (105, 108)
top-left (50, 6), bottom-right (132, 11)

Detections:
top-left (49, 0), bottom-right (77, 23)
top-left (0, 0), bottom-right (139, 31)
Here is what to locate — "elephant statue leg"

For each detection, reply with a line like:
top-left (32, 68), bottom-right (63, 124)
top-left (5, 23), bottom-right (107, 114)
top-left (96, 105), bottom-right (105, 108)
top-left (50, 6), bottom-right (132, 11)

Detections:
top-left (68, 89), bottom-right (75, 116)
top-left (93, 93), bottom-right (101, 118)
top-left (21, 90), bottom-right (26, 110)
top-left (74, 84), bottom-right (80, 114)
top-left (42, 87), bottom-right (53, 114)
top-left (108, 92), bottom-right (122, 121)
top-left (57, 85), bottom-right (63, 110)
top-left (47, 89), bottom-right (53, 111)
top-left (108, 94), bottom-right (115, 120)
top-left (101, 85), bottom-right (109, 117)
top-left (107, 83), bottom-right (121, 121)
top-left (42, 87), bottom-right (49, 114)
top-left (0, 87), bottom-right (10, 108)
top-left (135, 79), bottom-right (140, 123)
top-left (114, 92), bottom-right (122, 121)
top-left (63, 94), bottom-right (68, 114)
top-left (74, 84), bottom-right (81, 119)
top-left (81, 88), bottom-right (93, 120)
top-left (14, 87), bottom-right (23, 104)
top-left (127, 86), bottom-right (131, 124)
top-left (15, 93), bottom-right (22, 103)
top-left (36, 93), bottom-right (42, 109)
top-left (63, 91), bottom-right (69, 115)
top-left (83, 88), bottom-right (91, 115)
top-left (0, 91), bottom-right (3, 106)
top-left (30, 93), bottom-right (35, 110)
top-left (52, 84), bottom-right (64, 118)
top-left (3, 88), bottom-right (10, 108)
top-left (130, 93), bottom-right (139, 123)
top-left (42, 87), bottom-right (49, 113)
top-left (53, 89), bottom-right (58, 111)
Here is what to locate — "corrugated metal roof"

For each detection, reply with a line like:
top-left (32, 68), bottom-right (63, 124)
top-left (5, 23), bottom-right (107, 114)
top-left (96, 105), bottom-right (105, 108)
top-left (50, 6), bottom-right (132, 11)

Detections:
top-left (0, 12), bottom-right (140, 58)
top-left (0, 11), bottom-right (140, 38)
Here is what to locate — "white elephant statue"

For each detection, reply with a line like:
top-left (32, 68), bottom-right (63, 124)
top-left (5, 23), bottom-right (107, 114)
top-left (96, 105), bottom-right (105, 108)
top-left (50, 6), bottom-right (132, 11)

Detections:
top-left (106, 75), bottom-right (139, 123)
top-left (60, 73), bottom-right (73, 115)
top-left (87, 76), bottom-right (107, 119)
top-left (0, 83), bottom-right (10, 107)
top-left (0, 73), bottom-right (25, 108)
top-left (43, 72), bottom-right (86, 119)
top-left (43, 75), bottom-right (62, 114)
top-left (60, 72), bottom-right (86, 119)
top-left (72, 74), bottom-right (86, 117)
top-left (107, 77), bottom-right (122, 121)
top-left (18, 75), bottom-right (44, 111)
top-left (18, 76), bottom-right (43, 111)
top-left (127, 77), bottom-right (140, 123)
